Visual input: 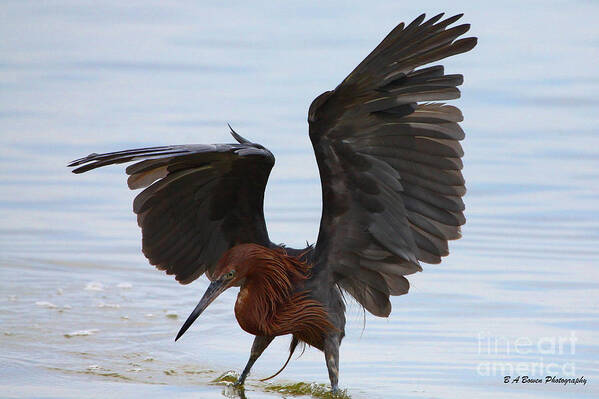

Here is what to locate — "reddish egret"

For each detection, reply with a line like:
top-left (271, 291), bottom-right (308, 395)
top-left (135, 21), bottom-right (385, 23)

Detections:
top-left (69, 13), bottom-right (476, 392)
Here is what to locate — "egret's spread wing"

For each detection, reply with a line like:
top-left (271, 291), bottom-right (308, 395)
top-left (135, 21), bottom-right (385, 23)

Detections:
top-left (69, 133), bottom-right (275, 284)
top-left (309, 13), bottom-right (476, 316)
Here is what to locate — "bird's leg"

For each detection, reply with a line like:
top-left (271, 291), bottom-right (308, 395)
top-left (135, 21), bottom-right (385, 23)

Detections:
top-left (323, 333), bottom-right (341, 393)
top-left (234, 335), bottom-right (274, 386)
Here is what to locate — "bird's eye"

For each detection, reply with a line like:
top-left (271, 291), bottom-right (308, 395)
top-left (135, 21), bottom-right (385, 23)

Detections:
top-left (225, 270), bottom-right (236, 280)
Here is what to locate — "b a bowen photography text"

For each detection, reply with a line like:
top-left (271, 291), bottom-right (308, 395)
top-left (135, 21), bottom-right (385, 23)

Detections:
top-left (504, 376), bottom-right (587, 386)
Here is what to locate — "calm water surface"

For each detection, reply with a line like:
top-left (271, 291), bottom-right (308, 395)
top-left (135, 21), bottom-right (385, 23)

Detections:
top-left (1, 1), bottom-right (598, 398)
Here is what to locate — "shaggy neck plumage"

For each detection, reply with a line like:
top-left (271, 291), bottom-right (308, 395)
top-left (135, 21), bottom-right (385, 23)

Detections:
top-left (242, 248), bottom-right (311, 321)
top-left (233, 245), bottom-right (334, 346)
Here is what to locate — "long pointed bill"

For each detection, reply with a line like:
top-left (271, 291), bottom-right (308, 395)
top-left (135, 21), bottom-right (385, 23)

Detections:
top-left (175, 279), bottom-right (228, 341)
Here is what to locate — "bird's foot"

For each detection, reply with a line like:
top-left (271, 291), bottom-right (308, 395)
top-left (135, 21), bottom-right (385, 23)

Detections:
top-left (330, 385), bottom-right (347, 397)
top-left (232, 375), bottom-right (247, 388)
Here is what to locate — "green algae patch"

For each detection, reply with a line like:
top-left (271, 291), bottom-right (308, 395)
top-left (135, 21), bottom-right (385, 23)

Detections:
top-left (264, 382), bottom-right (350, 398)
top-left (211, 370), bottom-right (239, 384)
top-left (210, 371), bottom-right (350, 398)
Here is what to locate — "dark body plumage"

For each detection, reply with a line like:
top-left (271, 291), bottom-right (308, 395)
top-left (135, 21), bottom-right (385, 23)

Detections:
top-left (69, 13), bottom-right (476, 392)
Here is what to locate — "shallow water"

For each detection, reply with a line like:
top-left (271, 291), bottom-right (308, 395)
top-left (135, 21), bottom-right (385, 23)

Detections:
top-left (1, 1), bottom-right (599, 398)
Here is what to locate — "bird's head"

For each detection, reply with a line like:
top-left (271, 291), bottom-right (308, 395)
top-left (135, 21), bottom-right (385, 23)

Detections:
top-left (174, 244), bottom-right (259, 341)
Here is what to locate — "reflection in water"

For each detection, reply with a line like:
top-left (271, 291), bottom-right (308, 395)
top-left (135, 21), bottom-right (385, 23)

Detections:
top-left (1, 1), bottom-right (599, 399)
top-left (222, 385), bottom-right (248, 399)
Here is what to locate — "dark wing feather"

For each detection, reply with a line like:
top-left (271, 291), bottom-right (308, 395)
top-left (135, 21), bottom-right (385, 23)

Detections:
top-left (69, 138), bottom-right (275, 284)
top-left (309, 13), bottom-right (476, 316)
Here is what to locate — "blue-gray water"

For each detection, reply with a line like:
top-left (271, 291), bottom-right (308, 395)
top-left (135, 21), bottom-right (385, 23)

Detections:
top-left (1, 1), bottom-right (598, 398)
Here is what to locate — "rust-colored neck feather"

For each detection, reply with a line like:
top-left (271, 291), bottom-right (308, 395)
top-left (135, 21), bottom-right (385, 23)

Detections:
top-left (242, 246), bottom-right (311, 315)
top-left (232, 245), bottom-right (334, 346)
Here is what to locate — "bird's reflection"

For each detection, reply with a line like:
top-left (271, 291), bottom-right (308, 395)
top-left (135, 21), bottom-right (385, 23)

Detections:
top-left (222, 383), bottom-right (247, 399)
